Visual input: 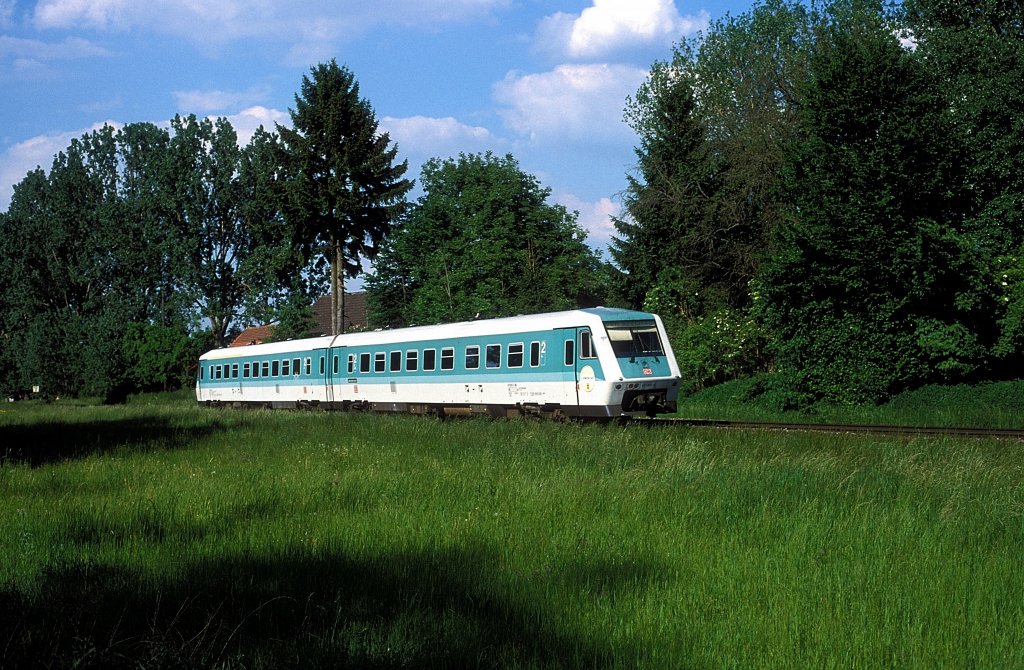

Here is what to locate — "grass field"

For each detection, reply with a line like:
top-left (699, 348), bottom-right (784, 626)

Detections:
top-left (677, 378), bottom-right (1024, 428)
top-left (1, 394), bottom-right (1022, 668)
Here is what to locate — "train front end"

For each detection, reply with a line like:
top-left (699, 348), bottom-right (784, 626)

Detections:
top-left (598, 312), bottom-right (682, 417)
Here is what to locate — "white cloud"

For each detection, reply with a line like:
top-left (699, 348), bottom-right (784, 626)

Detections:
top-left (493, 63), bottom-right (646, 144)
top-left (0, 35), bottom-right (112, 80)
top-left (0, 0), bottom-right (16, 27)
top-left (175, 87), bottom-right (272, 113)
top-left (0, 35), bottom-right (112, 60)
top-left (222, 106), bottom-right (290, 145)
top-left (555, 191), bottom-right (620, 248)
top-left (537, 0), bottom-right (708, 61)
top-left (34, 0), bottom-right (243, 32)
top-left (381, 115), bottom-right (496, 158)
top-left (33, 0), bottom-right (512, 53)
top-left (36, 0), bottom-right (117, 29)
top-left (378, 115), bottom-right (505, 191)
top-left (0, 121), bottom-right (119, 211)
top-left (896, 29), bottom-right (917, 51)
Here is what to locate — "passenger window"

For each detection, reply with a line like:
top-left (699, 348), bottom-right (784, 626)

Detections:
top-left (305, 358), bottom-right (311, 375)
top-left (564, 340), bottom-right (575, 366)
top-left (486, 344), bottom-right (501, 368)
top-left (465, 345), bottom-right (480, 369)
top-left (508, 343), bottom-right (524, 368)
top-left (262, 361), bottom-right (270, 377)
top-left (232, 363), bottom-right (239, 379)
top-left (406, 350), bottom-right (418, 371)
top-left (243, 362), bottom-right (250, 378)
top-left (390, 350), bottom-right (402, 372)
top-left (282, 359), bottom-right (291, 376)
top-left (252, 362), bottom-right (260, 379)
top-left (374, 352), bottom-right (386, 373)
top-left (580, 330), bottom-right (596, 359)
top-left (360, 353), bottom-right (371, 373)
top-left (272, 360), bottom-right (280, 377)
top-left (441, 347), bottom-right (455, 371)
top-left (530, 341), bottom-right (544, 367)
top-left (423, 349), bottom-right (436, 371)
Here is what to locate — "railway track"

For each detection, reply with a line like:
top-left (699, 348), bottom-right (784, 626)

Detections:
top-left (630, 417), bottom-right (1024, 440)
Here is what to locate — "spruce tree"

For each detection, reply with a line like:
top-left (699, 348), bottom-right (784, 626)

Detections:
top-left (279, 60), bottom-right (413, 334)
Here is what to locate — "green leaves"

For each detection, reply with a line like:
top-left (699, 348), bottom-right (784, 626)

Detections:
top-left (279, 60), bottom-right (412, 334)
top-left (618, 0), bottom-right (1022, 404)
top-left (366, 152), bottom-right (607, 327)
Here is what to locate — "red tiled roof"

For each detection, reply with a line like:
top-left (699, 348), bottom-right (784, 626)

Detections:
top-left (229, 324), bottom-right (276, 347)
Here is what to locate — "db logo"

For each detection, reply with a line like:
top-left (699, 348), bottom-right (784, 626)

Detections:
top-left (642, 368), bottom-right (653, 376)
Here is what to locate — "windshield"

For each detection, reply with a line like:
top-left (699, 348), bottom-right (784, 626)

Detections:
top-left (605, 320), bottom-right (664, 358)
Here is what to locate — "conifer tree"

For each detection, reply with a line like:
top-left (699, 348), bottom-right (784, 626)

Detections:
top-left (279, 60), bottom-right (413, 334)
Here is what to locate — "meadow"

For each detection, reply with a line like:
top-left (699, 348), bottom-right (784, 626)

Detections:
top-left (1, 394), bottom-right (1022, 668)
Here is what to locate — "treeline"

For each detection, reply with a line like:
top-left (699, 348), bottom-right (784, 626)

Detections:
top-left (0, 61), bottom-right (413, 401)
top-left (0, 58), bottom-right (604, 402)
top-left (3, 0), bottom-right (1022, 407)
top-left (613, 0), bottom-right (1024, 406)
top-left (0, 118), bottom-right (306, 400)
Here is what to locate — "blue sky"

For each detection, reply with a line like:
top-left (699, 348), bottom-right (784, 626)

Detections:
top-left (1, 0), bottom-right (750, 265)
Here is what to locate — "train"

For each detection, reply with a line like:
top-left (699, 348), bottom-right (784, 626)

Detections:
top-left (196, 307), bottom-right (681, 419)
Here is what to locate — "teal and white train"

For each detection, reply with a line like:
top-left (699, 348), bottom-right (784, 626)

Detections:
top-left (196, 308), bottom-right (681, 419)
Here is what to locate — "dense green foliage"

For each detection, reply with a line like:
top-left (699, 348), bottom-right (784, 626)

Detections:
top-left (0, 60), bottom-right (424, 398)
top-left (366, 152), bottom-right (609, 326)
top-left (2, 401), bottom-right (1021, 667)
top-left (0, 119), bottom-right (308, 400)
top-left (679, 376), bottom-right (1024, 428)
top-left (279, 60), bottom-right (413, 334)
top-left (617, 0), bottom-right (1024, 404)
top-left (758, 10), bottom-right (990, 404)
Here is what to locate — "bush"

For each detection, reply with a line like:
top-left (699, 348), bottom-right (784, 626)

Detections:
top-left (648, 296), bottom-right (770, 392)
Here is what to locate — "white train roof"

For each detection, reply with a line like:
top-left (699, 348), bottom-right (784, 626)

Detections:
top-left (200, 307), bottom-right (658, 361)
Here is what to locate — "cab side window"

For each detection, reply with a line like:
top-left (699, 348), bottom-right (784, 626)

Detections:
top-left (579, 330), bottom-right (596, 359)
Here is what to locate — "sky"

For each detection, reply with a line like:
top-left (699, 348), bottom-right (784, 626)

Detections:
top-left (0, 0), bottom-right (751, 272)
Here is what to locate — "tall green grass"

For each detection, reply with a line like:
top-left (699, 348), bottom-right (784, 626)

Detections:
top-left (677, 377), bottom-right (1024, 428)
top-left (1, 398), bottom-right (1022, 668)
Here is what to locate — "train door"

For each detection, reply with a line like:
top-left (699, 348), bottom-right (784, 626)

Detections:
top-left (575, 327), bottom-right (598, 406)
top-left (326, 347), bottom-right (339, 404)
top-left (557, 328), bottom-right (580, 407)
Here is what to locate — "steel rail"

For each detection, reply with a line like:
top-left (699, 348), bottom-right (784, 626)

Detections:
top-left (629, 418), bottom-right (1024, 440)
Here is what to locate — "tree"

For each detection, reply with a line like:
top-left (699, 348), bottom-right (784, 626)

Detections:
top-left (236, 127), bottom-right (314, 329)
top-left (903, 0), bottom-right (1024, 375)
top-left (0, 117), bottom-right (302, 397)
top-left (279, 60), bottom-right (413, 334)
top-left (612, 61), bottom-right (723, 315)
top-left (647, 0), bottom-right (815, 305)
top-left (0, 126), bottom-right (138, 399)
top-left (756, 13), bottom-right (988, 404)
top-left (366, 152), bottom-right (607, 327)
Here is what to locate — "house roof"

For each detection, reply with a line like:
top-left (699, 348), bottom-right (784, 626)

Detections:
top-left (309, 291), bottom-right (368, 336)
top-left (229, 324), bottom-right (276, 347)
top-left (229, 291), bottom-right (369, 347)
